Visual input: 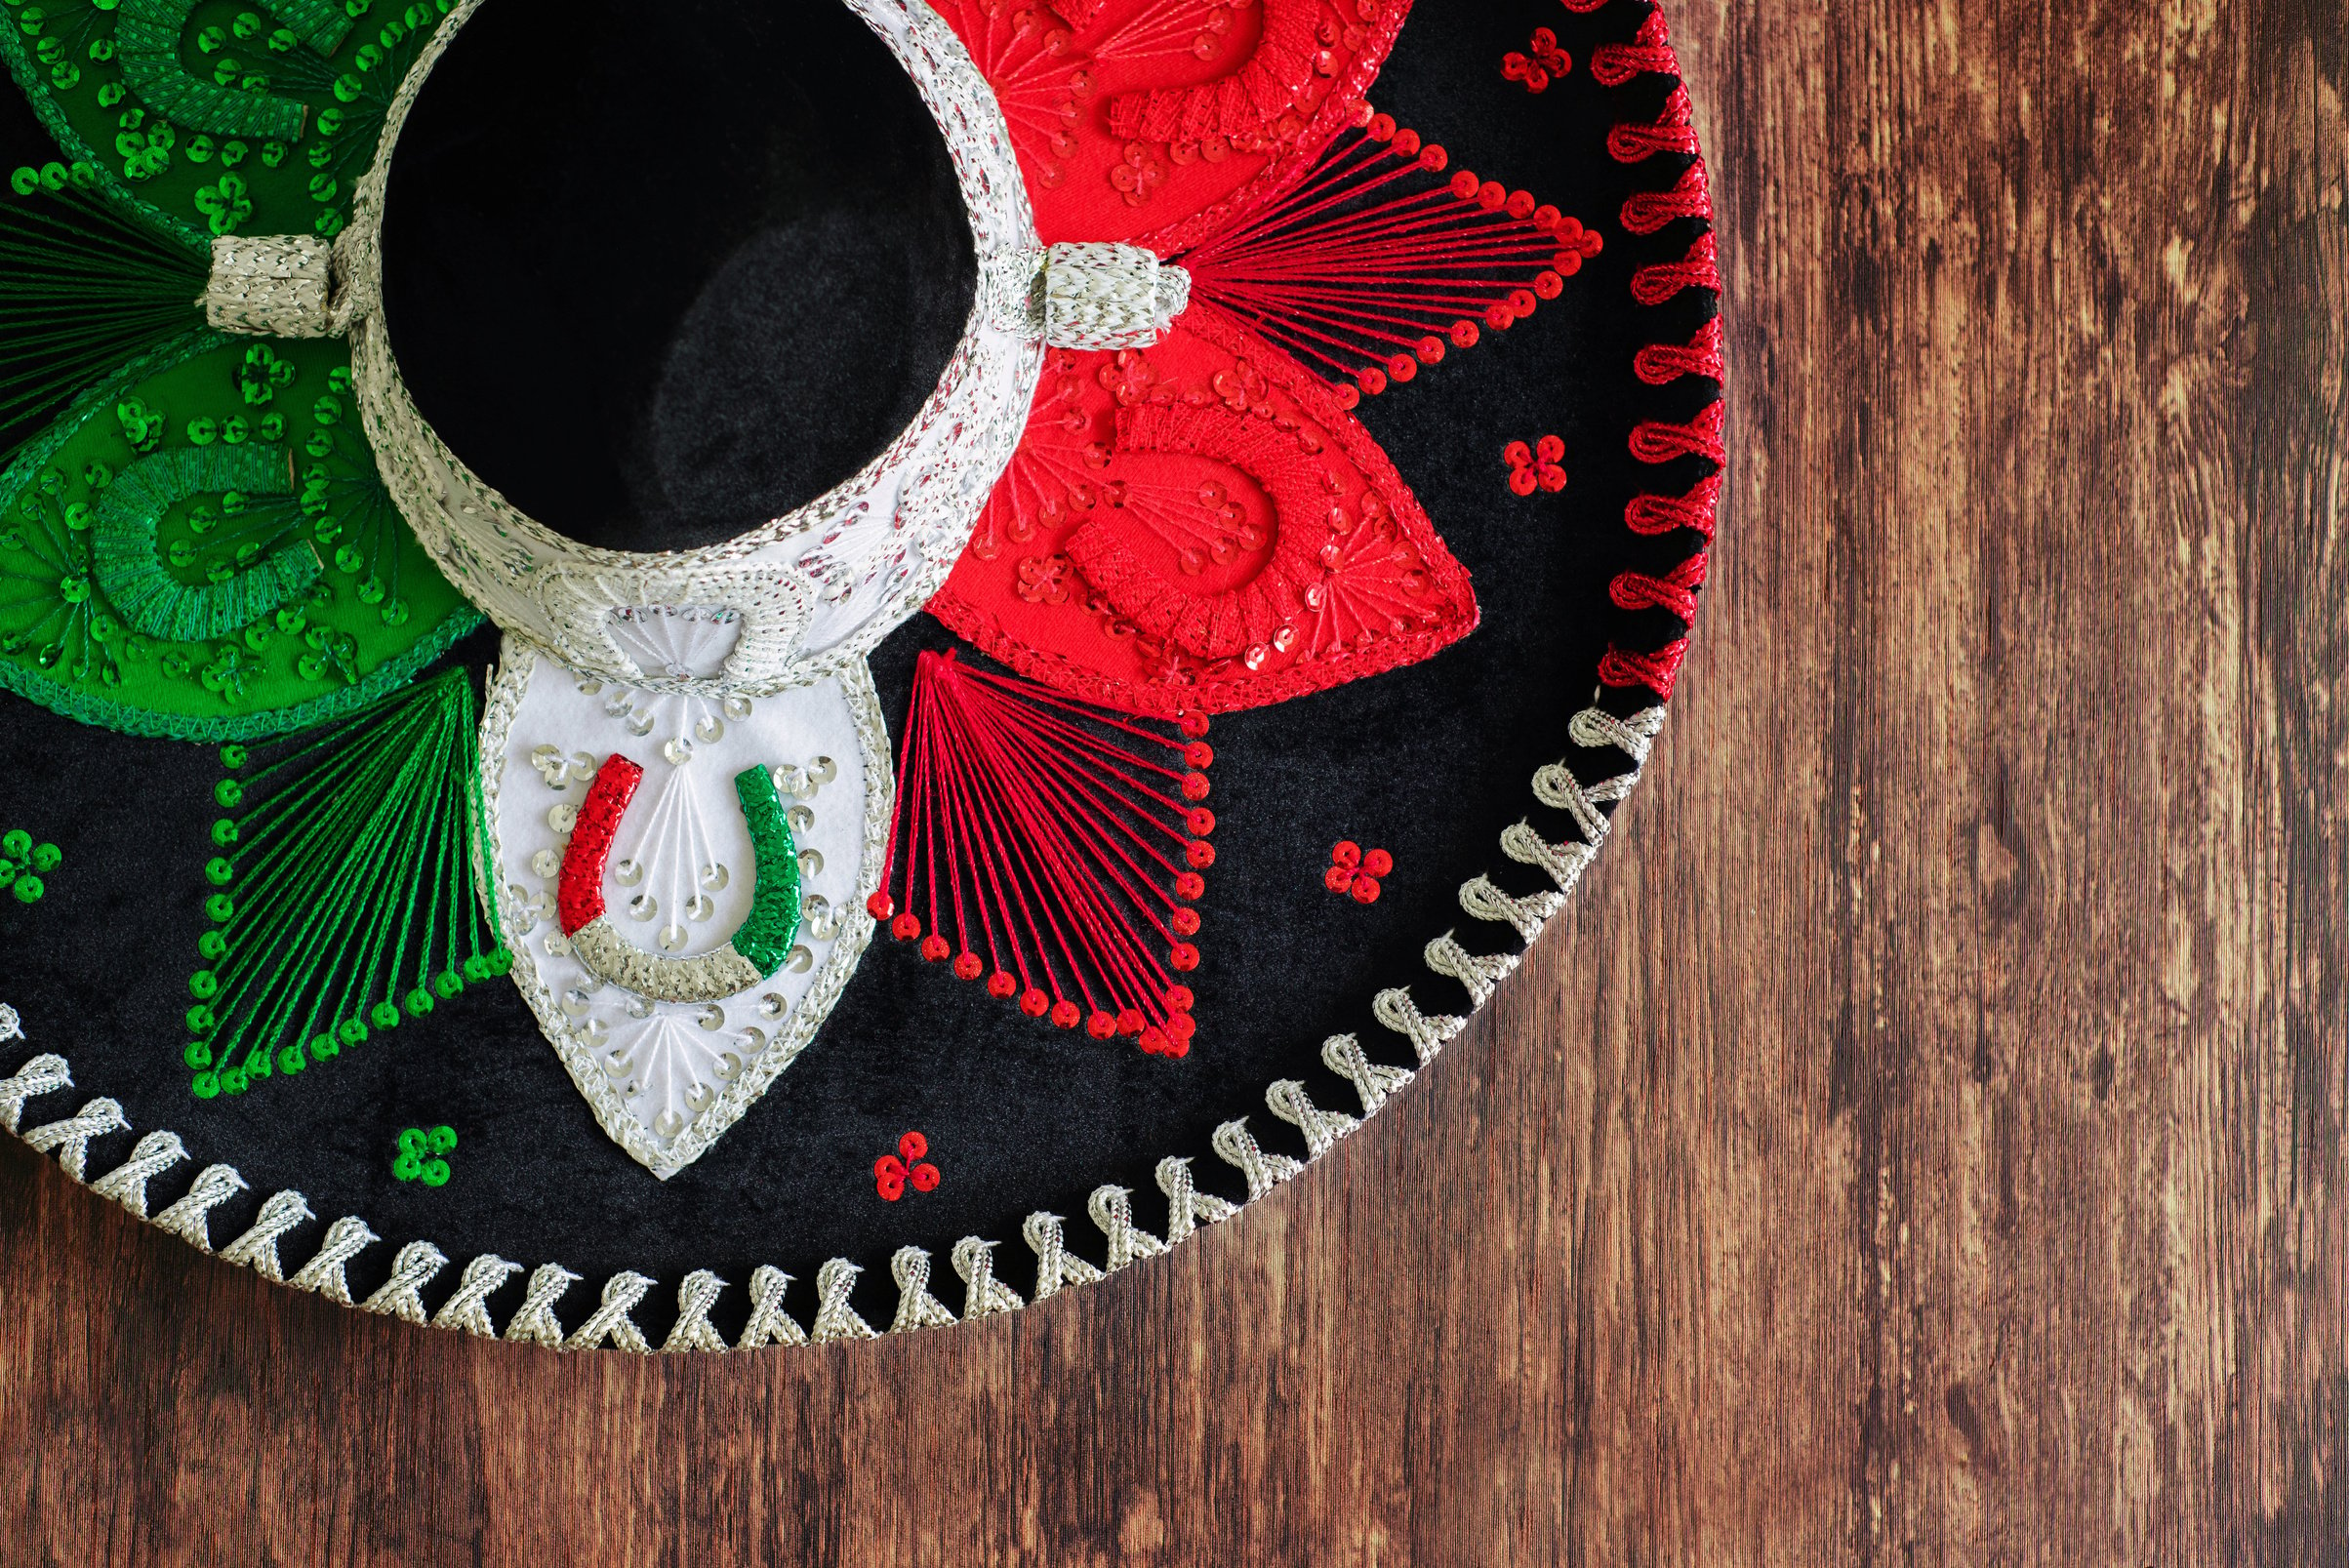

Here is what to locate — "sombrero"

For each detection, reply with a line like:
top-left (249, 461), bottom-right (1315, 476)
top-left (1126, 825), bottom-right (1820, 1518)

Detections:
top-left (0, 0), bottom-right (1722, 1347)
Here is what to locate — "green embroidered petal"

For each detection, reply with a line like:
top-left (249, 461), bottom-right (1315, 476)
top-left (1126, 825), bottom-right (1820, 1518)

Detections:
top-left (0, 332), bottom-right (479, 741)
top-left (730, 765), bottom-right (802, 978)
top-left (0, 0), bottom-right (457, 243)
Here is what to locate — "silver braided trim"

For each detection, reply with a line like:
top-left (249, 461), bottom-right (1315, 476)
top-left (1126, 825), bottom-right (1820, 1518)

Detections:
top-left (0, 703), bottom-right (1666, 1348)
top-left (289, 1216), bottom-right (377, 1303)
top-left (361, 1240), bottom-right (448, 1323)
top-left (1266, 1079), bottom-right (1358, 1160)
top-left (0, 1051), bottom-right (66, 1133)
top-left (220, 1190), bottom-right (313, 1279)
top-left (663, 1270), bottom-right (730, 1352)
top-left (1039, 243), bottom-right (1191, 350)
top-left (1087, 1185), bottom-right (1167, 1272)
top-left (152, 1162), bottom-right (246, 1251)
top-left (1022, 1210), bottom-right (1105, 1302)
top-left (888, 1247), bottom-right (958, 1334)
top-left (564, 1270), bottom-right (655, 1352)
top-left (950, 1237), bottom-right (1024, 1318)
top-left (24, 1096), bottom-right (122, 1181)
top-left (87, 1130), bottom-right (184, 1219)
top-left (739, 1266), bottom-right (808, 1349)
top-left (811, 1259), bottom-right (877, 1343)
top-left (431, 1255), bottom-right (519, 1337)
top-left (203, 234), bottom-right (338, 337)
top-left (504, 1264), bottom-right (580, 1347)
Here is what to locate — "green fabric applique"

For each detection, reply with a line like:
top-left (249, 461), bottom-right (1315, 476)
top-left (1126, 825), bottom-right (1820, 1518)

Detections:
top-left (0, 0), bottom-right (456, 243)
top-left (183, 667), bottom-right (509, 1100)
top-left (0, 332), bottom-right (480, 740)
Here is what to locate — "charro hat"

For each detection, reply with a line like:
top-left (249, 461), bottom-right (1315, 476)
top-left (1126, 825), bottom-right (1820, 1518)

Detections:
top-left (0, 0), bottom-right (1722, 1346)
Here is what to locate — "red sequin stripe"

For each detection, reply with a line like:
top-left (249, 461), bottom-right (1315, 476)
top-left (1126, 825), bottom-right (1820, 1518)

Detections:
top-left (557, 754), bottom-right (641, 937)
top-left (1595, 0), bottom-right (1724, 704)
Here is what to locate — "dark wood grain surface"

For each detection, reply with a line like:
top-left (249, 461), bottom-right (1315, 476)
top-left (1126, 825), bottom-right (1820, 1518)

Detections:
top-left (6, 0), bottom-right (2346, 1560)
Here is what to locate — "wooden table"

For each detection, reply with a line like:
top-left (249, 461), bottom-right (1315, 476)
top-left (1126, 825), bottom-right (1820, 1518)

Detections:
top-left (5, 0), bottom-right (2344, 1559)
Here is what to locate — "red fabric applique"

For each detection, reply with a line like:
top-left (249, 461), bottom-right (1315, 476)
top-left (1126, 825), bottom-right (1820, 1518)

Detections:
top-left (933, 0), bottom-right (1410, 247)
top-left (874, 1130), bottom-right (942, 1201)
top-left (878, 649), bottom-right (1208, 1054)
top-left (928, 307), bottom-right (1478, 716)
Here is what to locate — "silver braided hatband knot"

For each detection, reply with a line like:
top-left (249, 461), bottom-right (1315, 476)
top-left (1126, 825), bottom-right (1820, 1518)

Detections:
top-left (205, 235), bottom-right (342, 338)
top-left (1039, 242), bottom-right (1190, 350)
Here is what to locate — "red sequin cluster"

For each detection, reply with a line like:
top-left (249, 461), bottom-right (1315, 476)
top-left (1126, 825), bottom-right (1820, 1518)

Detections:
top-left (874, 1130), bottom-right (941, 1201)
top-left (1501, 26), bottom-right (1572, 91)
top-left (1322, 839), bottom-right (1392, 904)
top-left (1504, 436), bottom-right (1569, 497)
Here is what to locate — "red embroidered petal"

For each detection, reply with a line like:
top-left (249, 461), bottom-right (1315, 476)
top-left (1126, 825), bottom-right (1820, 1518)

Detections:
top-left (933, 0), bottom-right (1411, 247)
top-left (929, 309), bottom-right (1477, 715)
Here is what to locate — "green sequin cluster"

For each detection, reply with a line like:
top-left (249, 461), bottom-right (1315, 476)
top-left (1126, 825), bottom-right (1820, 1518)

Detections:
top-left (0, 824), bottom-right (61, 904)
top-left (391, 1122), bottom-right (454, 1186)
top-left (0, 333), bottom-right (479, 739)
top-left (730, 763), bottom-right (801, 977)
top-left (182, 665), bottom-right (509, 1100)
top-left (0, 0), bottom-right (455, 243)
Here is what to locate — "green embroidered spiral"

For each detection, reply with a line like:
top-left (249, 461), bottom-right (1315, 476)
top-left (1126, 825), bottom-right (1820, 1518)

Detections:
top-left (183, 664), bottom-right (510, 1099)
top-left (90, 443), bottom-right (321, 642)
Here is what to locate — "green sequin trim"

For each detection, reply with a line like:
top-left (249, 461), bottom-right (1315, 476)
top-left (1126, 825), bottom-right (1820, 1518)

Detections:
top-left (90, 443), bottom-right (317, 642)
top-left (182, 667), bottom-right (509, 1100)
top-left (730, 764), bottom-right (801, 977)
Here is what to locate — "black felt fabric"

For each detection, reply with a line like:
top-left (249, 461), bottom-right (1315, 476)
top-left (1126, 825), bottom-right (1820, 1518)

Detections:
top-left (377, 0), bottom-right (977, 552)
top-left (0, 0), bottom-right (1719, 1341)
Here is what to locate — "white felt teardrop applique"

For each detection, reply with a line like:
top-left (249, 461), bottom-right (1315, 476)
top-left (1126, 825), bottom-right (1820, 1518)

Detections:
top-left (479, 635), bottom-right (888, 1179)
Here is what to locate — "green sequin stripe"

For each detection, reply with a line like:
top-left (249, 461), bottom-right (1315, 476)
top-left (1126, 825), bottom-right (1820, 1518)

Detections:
top-left (89, 443), bottom-right (319, 643)
top-left (184, 664), bottom-right (509, 1099)
top-left (730, 764), bottom-right (801, 978)
top-left (115, 1), bottom-right (311, 141)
